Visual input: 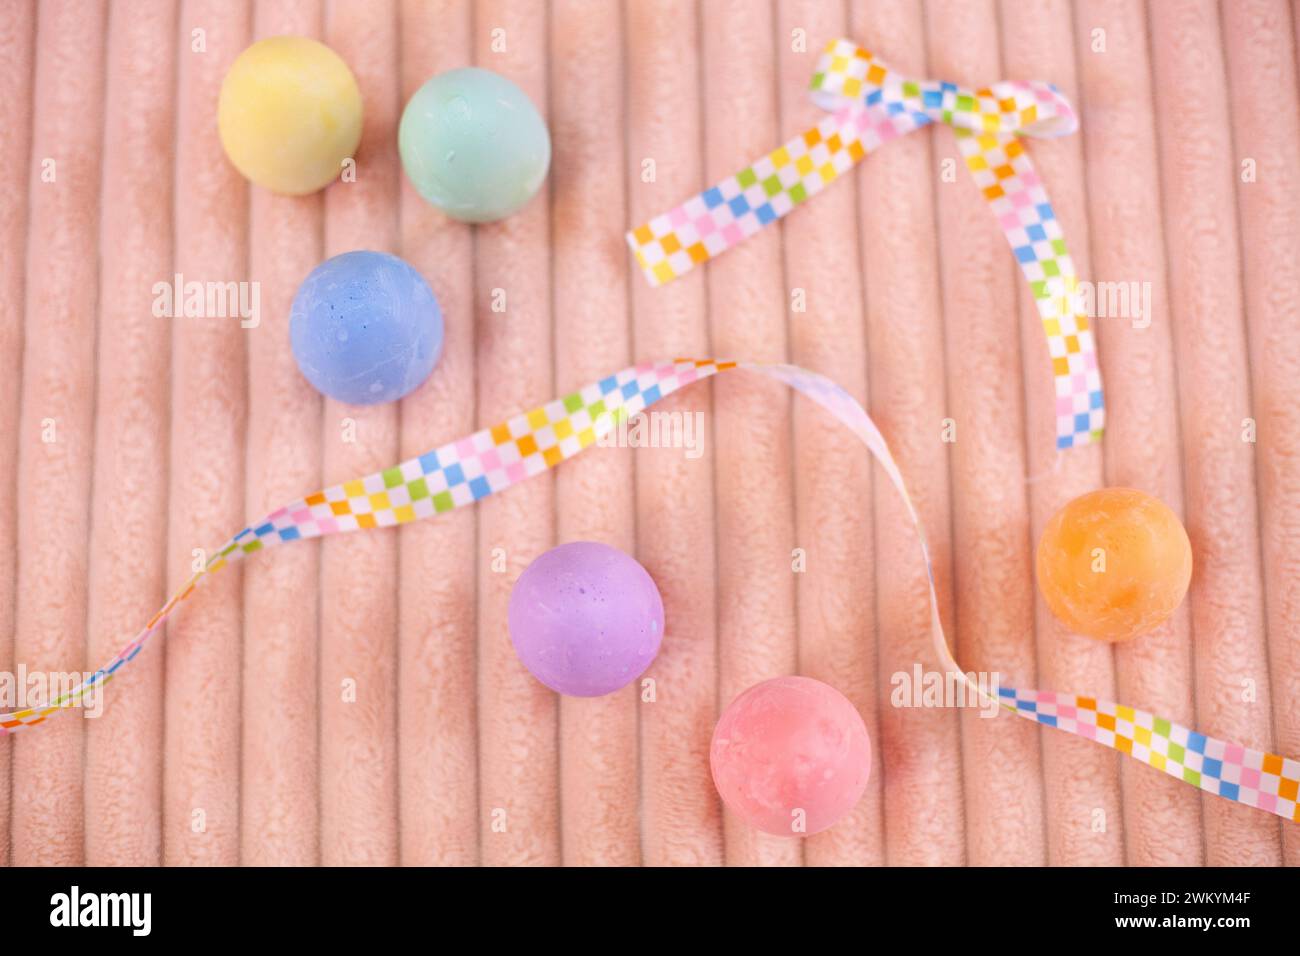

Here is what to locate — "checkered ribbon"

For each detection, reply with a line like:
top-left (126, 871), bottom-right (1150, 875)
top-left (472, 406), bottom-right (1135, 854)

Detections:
top-left (3, 359), bottom-right (1292, 825)
top-left (627, 38), bottom-right (1104, 449)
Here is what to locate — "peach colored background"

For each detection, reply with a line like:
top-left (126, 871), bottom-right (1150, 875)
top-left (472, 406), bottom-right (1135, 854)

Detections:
top-left (0, 0), bottom-right (1297, 866)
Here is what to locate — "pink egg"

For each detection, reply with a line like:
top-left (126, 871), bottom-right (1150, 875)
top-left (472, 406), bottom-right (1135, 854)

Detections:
top-left (710, 676), bottom-right (871, 837)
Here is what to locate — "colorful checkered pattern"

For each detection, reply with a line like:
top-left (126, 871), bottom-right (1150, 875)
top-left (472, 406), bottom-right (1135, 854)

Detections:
top-left (0, 360), bottom-right (733, 731)
top-left (626, 37), bottom-right (1104, 448)
top-left (224, 360), bottom-right (732, 547)
top-left (951, 128), bottom-right (1103, 447)
top-left (1001, 689), bottom-right (1300, 823)
top-left (0, 357), bottom-right (1289, 826)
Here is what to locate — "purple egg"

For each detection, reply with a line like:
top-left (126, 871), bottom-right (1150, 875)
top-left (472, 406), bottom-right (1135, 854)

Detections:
top-left (508, 541), bottom-right (664, 697)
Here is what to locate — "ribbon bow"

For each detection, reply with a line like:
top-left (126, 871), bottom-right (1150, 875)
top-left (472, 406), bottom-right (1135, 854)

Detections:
top-left (627, 38), bottom-right (1103, 449)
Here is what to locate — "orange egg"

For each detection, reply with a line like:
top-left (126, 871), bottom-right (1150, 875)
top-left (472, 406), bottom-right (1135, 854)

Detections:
top-left (1035, 488), bottom-right (1192, 642)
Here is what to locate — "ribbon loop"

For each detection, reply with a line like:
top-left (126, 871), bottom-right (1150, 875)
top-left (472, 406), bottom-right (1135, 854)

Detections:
top-left (810, 38), bottom-right (1077, 139)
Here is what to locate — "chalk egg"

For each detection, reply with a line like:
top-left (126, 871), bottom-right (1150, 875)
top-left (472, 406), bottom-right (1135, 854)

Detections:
top-left (508, 542), bottom-right (664, 697)
top-left (290, 251), bottom-right (443, 405)
top-left (218, 35), bottom-right (362, 195)
top-left (711, 676), bottom-right (872, 837)
top-left (399, 67), bottom-right (551, 223)
top-left (1035, 487), bottom-right (1193, 642)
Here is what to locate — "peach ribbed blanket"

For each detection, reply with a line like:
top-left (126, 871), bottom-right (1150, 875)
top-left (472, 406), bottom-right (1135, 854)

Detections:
top-left (0, 0), bottom-right (1296, 866)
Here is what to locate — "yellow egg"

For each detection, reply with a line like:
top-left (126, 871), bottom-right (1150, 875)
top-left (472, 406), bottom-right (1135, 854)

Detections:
top-left (1035, 487), bottom-right (1192, 642)
top-left (217, 36), bottom-right (362, 195)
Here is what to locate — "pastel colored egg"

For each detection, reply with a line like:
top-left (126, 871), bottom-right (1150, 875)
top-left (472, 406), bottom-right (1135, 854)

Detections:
top-left (290, 251), bottom-right (443, 405)
top-left (508, 542), bottom-right (663, 697)
top-left (710, 676), bottom-right (872, 837)
top-left (399, 66), bottom-right (550, 223)
top-left (1036, 487), bottom-right (1193, 642)
top-left (218, 35), bottom-right (362, 195)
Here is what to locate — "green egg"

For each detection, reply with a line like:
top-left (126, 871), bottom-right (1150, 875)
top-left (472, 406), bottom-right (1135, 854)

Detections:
top-left (399, 67), bottom-right (551, 223)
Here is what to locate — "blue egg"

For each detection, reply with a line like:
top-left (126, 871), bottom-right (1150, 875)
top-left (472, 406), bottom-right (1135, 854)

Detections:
top-left (290, 251), bottom-right (443, 405)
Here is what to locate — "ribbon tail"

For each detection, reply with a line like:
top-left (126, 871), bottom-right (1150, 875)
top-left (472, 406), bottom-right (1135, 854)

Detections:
top-left (625, 105), bottom-right (891, 286)
top-left (952, 127), bottom-right (1104, 447)
top-left (755, 360), bottom-right (1294, 826)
